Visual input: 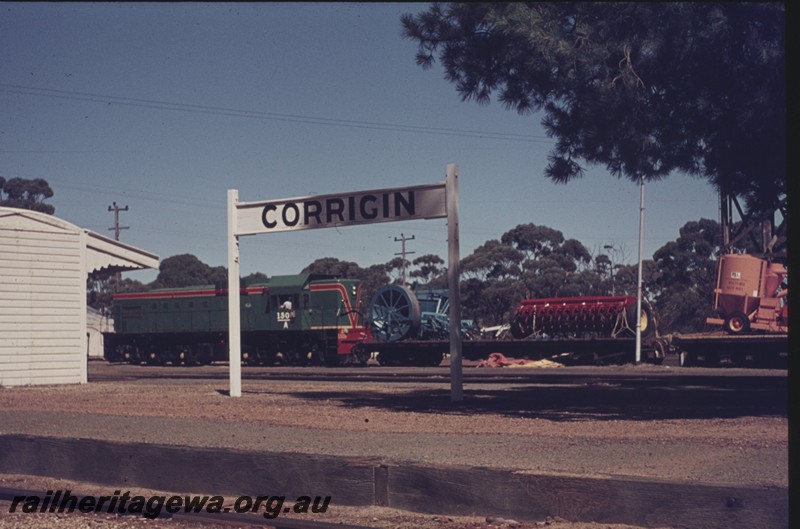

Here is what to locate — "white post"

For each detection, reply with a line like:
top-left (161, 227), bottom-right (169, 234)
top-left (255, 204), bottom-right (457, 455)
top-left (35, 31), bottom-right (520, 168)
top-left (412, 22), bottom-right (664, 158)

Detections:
top-left (227, 189), bottom-right (242, 397)
top-left (635, 176), bottom-right (645, 363)
top-left (446, 164), bottom-right (463, 403)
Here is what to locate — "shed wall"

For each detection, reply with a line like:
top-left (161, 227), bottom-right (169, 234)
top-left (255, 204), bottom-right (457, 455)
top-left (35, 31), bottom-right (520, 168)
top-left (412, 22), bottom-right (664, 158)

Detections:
top-left (0, 216), bottom-right (85, 386)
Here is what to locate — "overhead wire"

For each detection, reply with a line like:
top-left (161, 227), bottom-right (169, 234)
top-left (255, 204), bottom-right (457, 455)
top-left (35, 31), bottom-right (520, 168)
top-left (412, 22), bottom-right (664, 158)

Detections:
top-left (1, 83), bottom-right (674, 264)
top-left (0, 83), bottom-right (555, 143)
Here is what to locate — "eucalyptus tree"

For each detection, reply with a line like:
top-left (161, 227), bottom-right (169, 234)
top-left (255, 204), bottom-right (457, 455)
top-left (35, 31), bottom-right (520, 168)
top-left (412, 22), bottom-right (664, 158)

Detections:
top-left (0, 177), bottom-right (56, 214)
top-left (650, 219), bottom-right (734, 332)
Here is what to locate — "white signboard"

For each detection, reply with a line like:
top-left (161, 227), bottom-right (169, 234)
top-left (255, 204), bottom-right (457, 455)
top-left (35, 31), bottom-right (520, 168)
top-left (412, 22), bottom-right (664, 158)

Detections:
top-left (227, 166), bottom-right (462, 402)
top-left (235, 183), bottom-right (447, 236)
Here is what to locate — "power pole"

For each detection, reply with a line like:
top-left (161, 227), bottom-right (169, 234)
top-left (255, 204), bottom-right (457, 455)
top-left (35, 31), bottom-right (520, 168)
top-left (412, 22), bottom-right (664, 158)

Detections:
top-left (394, 233), bottom-right (415, 286)
top-left (107, 202), bottom-right (129, 284)
top-left (107, 202), bottom-right (129, 241)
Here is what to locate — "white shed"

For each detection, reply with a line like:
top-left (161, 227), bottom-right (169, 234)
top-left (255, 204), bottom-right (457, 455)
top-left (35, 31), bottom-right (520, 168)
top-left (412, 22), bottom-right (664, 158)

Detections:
top-left (0, 207), bottom-right (159, 386)
top-left (86, 306), bottom-right (114, 358)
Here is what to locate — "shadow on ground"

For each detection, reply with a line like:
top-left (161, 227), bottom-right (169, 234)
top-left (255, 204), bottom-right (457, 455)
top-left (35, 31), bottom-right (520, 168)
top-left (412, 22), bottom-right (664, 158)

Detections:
top-left (279, 376), bottom-right (787, 421)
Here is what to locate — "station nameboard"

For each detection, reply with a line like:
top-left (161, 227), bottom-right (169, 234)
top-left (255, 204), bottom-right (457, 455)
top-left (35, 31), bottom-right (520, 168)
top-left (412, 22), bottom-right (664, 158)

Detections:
top-left (234, 183), bottom-right (447, 236)
top-left (226, 165), bottom-right (461, 402)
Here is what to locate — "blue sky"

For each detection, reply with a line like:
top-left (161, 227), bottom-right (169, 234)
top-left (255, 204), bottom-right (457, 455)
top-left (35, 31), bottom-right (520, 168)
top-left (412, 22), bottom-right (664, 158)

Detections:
top-left (1, 3), bottom-right (720, 284)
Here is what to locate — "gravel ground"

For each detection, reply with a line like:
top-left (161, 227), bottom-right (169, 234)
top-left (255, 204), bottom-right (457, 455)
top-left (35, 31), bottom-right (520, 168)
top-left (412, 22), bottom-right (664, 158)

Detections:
top-left (0, 376), bottom-right (787, 485)
top-left (0, 377), bottom-right (786, 446)
top-left (0, 363), bottom-right (787, 528)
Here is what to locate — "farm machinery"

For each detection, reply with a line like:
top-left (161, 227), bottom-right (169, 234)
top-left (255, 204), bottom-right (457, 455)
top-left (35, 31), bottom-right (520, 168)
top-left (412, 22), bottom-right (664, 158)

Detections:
top-left (365, 284), bottom-right (663, 365)
top-left (366, 285), bottom-right (478, 365)
top-left (705, 253), bottom-right (788, 334)
top-left (369, 285), bottom-right (477, 342)
top-left (670, 253), bottom-right (788, 367)
top-left (509, 295), bottom-right (654, 340)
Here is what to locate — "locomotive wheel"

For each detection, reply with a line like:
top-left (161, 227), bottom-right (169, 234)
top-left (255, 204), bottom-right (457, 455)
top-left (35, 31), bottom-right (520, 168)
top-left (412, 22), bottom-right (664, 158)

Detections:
top-left (243, 348), bottom-right (261, 366)
top-left (123, 347), bottom-right (140, 365)
top-left (723, 312), bottom-right (751, 335)
top-left (369, 285), bottom-right (421, 342)
top-left (178, 346), bottom-right (197, 366)
top-left (145, 351), bottom-right (165, 366)
top-left (306, 343), bottom-right (325, 366)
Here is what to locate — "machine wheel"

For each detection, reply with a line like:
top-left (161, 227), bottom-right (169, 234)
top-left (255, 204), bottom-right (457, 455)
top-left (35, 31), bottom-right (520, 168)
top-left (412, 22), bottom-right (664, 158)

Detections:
top-left (723, 312), bottom-right (751, 335)
top-left (625, 302), bottom-right (655, 337)
top-left (369, 285), bottom-right (421, 342)
top-left (509, 316), bottom-right (533, 339)
top-left (647, 339), bottom-right (666, 365)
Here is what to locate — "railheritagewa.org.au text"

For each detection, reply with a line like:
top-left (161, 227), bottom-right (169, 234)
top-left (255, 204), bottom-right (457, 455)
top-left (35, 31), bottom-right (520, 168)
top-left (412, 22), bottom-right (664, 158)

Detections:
top-left (8, 489), bottom-right (331, 519)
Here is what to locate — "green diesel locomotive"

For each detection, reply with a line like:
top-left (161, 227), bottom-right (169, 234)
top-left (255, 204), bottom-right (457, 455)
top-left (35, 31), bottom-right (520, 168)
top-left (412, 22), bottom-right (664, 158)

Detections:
top-left (103, 274), bottom-right (371, 366)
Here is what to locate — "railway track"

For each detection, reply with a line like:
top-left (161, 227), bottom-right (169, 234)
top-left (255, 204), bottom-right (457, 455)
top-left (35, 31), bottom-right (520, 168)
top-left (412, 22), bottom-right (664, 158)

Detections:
top-left (0, 486), bottom-right (373, 529)
top-left (89, 360), bottom-right (786, 388)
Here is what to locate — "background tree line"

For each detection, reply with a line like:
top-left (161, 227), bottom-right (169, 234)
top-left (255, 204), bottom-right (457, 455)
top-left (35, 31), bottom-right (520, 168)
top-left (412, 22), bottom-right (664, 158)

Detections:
top-left (86, 218), bottom-right (751, 335)
top-left (0, 175), bottom-right (757, 333)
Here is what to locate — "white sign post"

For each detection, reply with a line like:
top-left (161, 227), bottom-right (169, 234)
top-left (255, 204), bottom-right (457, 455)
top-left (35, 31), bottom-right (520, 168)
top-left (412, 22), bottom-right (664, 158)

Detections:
top-left (227, 164), bottom-right (463, 401)
top-left (227, 189), bottom-right (242, 397)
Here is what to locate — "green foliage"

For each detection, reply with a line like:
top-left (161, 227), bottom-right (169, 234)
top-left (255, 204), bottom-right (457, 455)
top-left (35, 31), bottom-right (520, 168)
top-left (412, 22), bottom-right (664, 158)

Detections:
top-left (501, 224), bottom-right (563, 261)
top-left (302, 257), bottom-right (363, 278)
top-left (402, 3), bottom-right (785, 215)
top-left (410, 254), bottom-right (446, 287)
top-left (651, 219), bottom-right (725, 332)
top-left (87, 276), bottom-right (147, 313)
top-left (461, 239), bottom-right (524, 281)
top-left (151, 254), bottom-right (227, 289)
top-left (384, 256), bottom-right (410, 284)
top-left (594, 254), bottom-right (612, 276)
top-left (0, 177), bottom-right (56, 214)
top-left (466, 278), bottom-right (522, 327)
top-left (460, 223), bottom-right (608, 326)
top-left (242, 272), bottom-right (269, 285)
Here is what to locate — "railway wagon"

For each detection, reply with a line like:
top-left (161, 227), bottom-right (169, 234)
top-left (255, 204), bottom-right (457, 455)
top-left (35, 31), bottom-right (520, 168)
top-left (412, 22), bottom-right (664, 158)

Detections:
top-left (103, 274), bottom-right (370, 366)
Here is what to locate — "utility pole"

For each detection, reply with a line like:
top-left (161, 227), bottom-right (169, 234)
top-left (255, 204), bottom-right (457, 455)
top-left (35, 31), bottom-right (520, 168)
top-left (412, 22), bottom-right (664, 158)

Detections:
top-left (107, 202), bottom-right (129, 241)
top-left (635, 176), bottom-right (645, 364)
top-left (107, 202), bottom-right (129, 285)
top-left (394, 233), bottom-right (415, 286)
